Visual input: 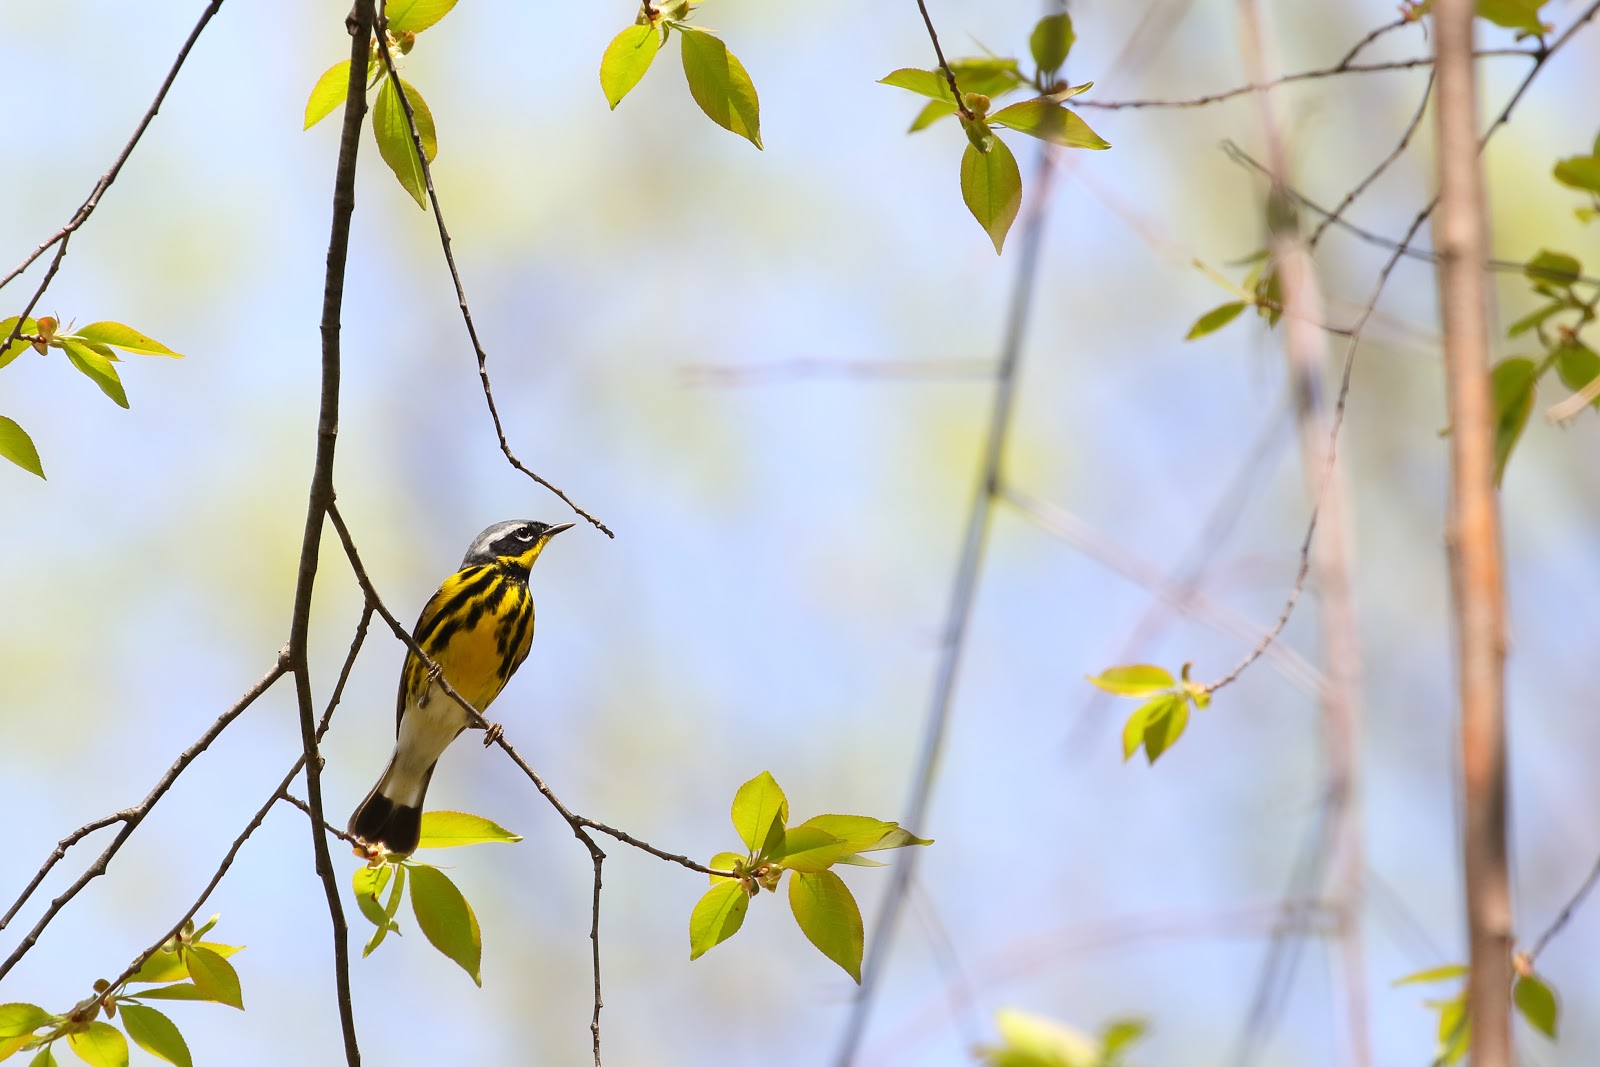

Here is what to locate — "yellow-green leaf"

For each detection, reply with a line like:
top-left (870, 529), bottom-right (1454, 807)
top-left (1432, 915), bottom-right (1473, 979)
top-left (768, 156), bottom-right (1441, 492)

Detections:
top-left (0, 417), bottom-right (43, 478)
top-left (1490, 357), bottom-right (1539, 485)
top-left (1029, 13), bottom-right (1075, 75)
top-left (988, 98), bottom-right (1109, 150)
top-left (0, 1005), bottom-right (50, 1040)
top-left (773, 825), bottom-right (849, 873)
top-left (787, 870), bottom-right (863, 982)
top-left (909, 99), bottom-right (959, 133)
top-left (387, 0), bottom-right (459, 33)
top-left (72, 322), bottom-right (182, 357)
top-left (1554, 155), bottom-right (1600, 194)
top-left (118, 1004), bottom-right (192, 1067)
top-left (1476, 0), bottom-right (1547, 35)
top-left (372, 76), bottom-right (439, 209)
top-left (66, 1023), bottom-right (127, 1067)
top-left (1553, 341), bottom-right (1600, 403)
top-left (123, 985), bottom-right (210, 1003)
top-left (600, 23), bottom-right (662, 109)
top-left (183, 945), bottom-right (243, 1009)
top-left (1524, 249), bottom-right (1580, 287)
top-left (689, 880), bottom-right (749, 960)
top-left (1514, 972), bottom-right (1559, 1039)
top-left (1087, 664), bottom-right (1175, 696)
top-left (0, 316), bottom-right (37, 370)
top-left (981, 1008), bottom-right (1100, 1067)
top-left (408, 863), bottom-right (482, 985)
top-left (731, 771), bottom-right (788, 857)
top-left (59, 338), bottom-right (129, 408)
top-left (679, 29), bottom-right (762, 149)
top-left (1393, 963), bottom-right (1468, 985)
top-left (416, 811), bottom-right (522, 848)
top-left (1141, 693), bottom-right (1189, 763)
top-left (1186, 301), bottom-right (1248, 340)
top-left (961, 136), bottom-right (1022, 255)
top-left (304, 61), bottom-right (352, 129)
top-left (24, 1044), bottom-right (57, 1066)
top-left (708, 851), bottom-right (744, 884)
top-left (879, 67), bottom-right (955, 104)
top-left (352, 864), bottom-right (392, 930)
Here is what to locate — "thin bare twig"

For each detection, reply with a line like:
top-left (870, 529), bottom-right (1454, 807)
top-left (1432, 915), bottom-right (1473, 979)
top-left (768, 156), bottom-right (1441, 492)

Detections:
top-left (280, 5), bottom-right (377, 1061)
top-left (1526, 848), bottom-right (1600, 963)
top-left (0, 653), bottom-right (290, 978)
top-left (680, 358), bottom-right (996, 386)
top-left (1435, 3), bottom-right (1512, 1062)
top-left (914, 0), bottom-right (974, 121)
top-left (369, 12), bottom-right (611, 538)
top-left (1308, 72), bottom-right (1435, 249)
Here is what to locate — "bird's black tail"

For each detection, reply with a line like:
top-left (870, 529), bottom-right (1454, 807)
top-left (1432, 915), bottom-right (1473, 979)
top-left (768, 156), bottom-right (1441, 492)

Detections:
top-left (347, 759), bottom-right (437, 857)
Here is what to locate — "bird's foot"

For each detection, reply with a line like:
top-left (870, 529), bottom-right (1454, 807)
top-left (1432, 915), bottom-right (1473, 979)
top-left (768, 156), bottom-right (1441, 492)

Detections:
top-left (482, 722), bottom-right (503, 747)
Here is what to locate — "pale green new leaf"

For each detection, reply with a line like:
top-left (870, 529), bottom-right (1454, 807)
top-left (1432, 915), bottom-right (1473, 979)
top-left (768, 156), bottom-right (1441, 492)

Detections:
top-left (118, 1004), bottom-right (192, 1067)
top-left (1505, 302), bottom-right (1565, 338)
top-left (689, 880), bottom-right (749, 960)
top-left (679, 29), bottom-right (762, 149)
top-left (909, 99), bottom-right (959, 133)
top-left (184, 946), bottom-right (243, 1009)
top-left (731, 771), bottom-right (788, 857)
top-left (0, 418), bottom-right (43, 478)
top-left (1476, 0), bottom-right (1547, 35)
top-left (1554, 341), bottom-right (1600, 403)
top-left (387, 0), bottom-right (459, 34)
top-left (1490, 357), bottom-right (1539, 485)
top-left (1514, 973), bottom-right (1559, 1039)
top-left (372, 76), bottom-right (439, 209)
top-left (708, 851), bottom-right (744, 884)
top-left (304, 61), bottom-right (353, 129)
top-left (1121, 702), bottom-right (1152, 761)
top-left (1087, 664), bottom-right (1175, 696)
top-left (1100, 1017), bottom-right (1148, 1060)
top-left (124, 985), bottom-right (211, 1003)
top-left (0, 1004), bottom-right (51, 1039)
top-left (981, 1007), bottom-right (1099, 1067)
top-left (947, 58), bottom-right (1027, 98)
top-left (364, 863), bottom-right (407, 956)
top-left (409, 864), bottom-right (482, 985)
top-left (773, 825), bottom-right (850, 873)
top-left (1186, 301), bottom-right (1248, 340)
top-left (1393, 962), bottom-right (1469, 985)
top-left (1553, 155), bottom-right (1600, 194)
top-left (1524, 249), bottom-right (1580, 287)
top-left (352, 865), bottom-right (392, 930)
top-left (66, 1023), bottom-right (127, 1067)
top-left (0, 1036), bottom-right (28, 1062)
top-left (788, 870), bottom-right (863, 982)
top-left (26, 1045), bottom-right (57, 1067)
top-left (961, 136), bottom-right (1022, 255)
top-left (600, 23), bottom-right (662, 109)
top-left (879, 67), bottom-right (955, 104)
top-left (1029, 13), bottom-right (1075, 75)
top-left (417, 811), bottom-right (522, 848)
top-left (0, 316), bottom-right (37, 370)
top-left (988, 99), bottom-right (1109, 150)
top-left (60, 338), bottom-right (129, 408)
top-left (72, 322), bottom-right (182, 357)
top-left (1141, 693), bottom-right (1189, 763)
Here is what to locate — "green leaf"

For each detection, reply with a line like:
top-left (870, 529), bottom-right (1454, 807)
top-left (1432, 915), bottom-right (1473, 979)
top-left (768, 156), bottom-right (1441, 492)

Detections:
top-left (352, 865), bottom-right (392, 930)
top-left (947, 57), bottom-right (1027, 99)
top-left (1554, 340), bottom-right (1600, 403)
top-left (386, 0), bottom-right (459, 33)
top-left (787, 870), bottom-right (863, 982)
top-left (25, 1045), bottom-right (57, 1067)
top-left (1141, 693), bottom-right (1189, 763)
top-left (304, 61), bottom-right (353, 130)
top-left (731, 771), bottom-right (788, 857)
top-left (1186, 301), bottom-right (1248, 340)
top-left (1506, 301), bottom-right (1565, 338)
top-left (879, 67), bottom-right (955, 104)
top-left (0, 1036), bottom-right (29, 1063)
top-left (1437, 993), bottom-right (1470, 1064)
top-left (988, 99), bottom-right (1110, 150)
top-left (416, 811), bottom-right (522, 848)
top-left (182, 945), bottom-right (243, 1009)
top-left (0, 316), bottom-right (38, 370)
top-left (600, 23), bottom-right (662, 109)
top-left (708, 851), bottom-right (744, 884)
top-left (908, 99), bottom-right (960, 133)
top-left (1490, 357), bottom-right (1539, 485)
top-left (0, 417), bottom-right (43, 478)
top-left (408, 864), bottom-right (482, 985)
top-left (59, 338), bottom-right (128, 408)
top-left (1087, 664), bottom-right (1175, 696)
top-left (961, 136), bottom-right (1022, 255)
top-left (128, 951), bottom-right (187, 986)
top-left (124, 985), bottom-right (211, 1003)
top-left (1393, 962), bottom-right (1469, 985)
top-left (66, 1023), bottom-right (127, 1067)
top-left (679, 30), bottom-right (762, 149)
top-left (1553, 155), bottom-right (1600, 194)
top-left (773, 826), bottom-right (851, 873)
top-left (1475, 0), bottom-right (1547, 35)
top-left (372, 76), bottom-right (439, 209)
top-left (0, 1005), bottom-right (51, 1040)
top-left (71, 322), bottom-right (182, 358)
top-left (1524, 249), bottom-right (1580, 287)
top-left (1514, 972), bottom-right (1559, 1039)
top-left (792, 815), bottom-right (899, 854)
top-left (688, 880), bottom-right (749, 960)
top-left (364, 863), bottom-right (407, 956)
top-left (1100, 1017), bottom-right (1148, 1060)
top-left (118, 1005), bottom-right (192, 1067)
top-left (1029, 13), bottom-right (1075, 75)
top-left (983, 1007), bottom-right (1100, 1067)
top-left (1121, 702), bottom-right (1152, 761)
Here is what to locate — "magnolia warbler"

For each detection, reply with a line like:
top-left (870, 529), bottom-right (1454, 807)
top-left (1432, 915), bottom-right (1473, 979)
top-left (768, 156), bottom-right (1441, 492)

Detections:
top-left (348, 519), bottom-right (571, 856)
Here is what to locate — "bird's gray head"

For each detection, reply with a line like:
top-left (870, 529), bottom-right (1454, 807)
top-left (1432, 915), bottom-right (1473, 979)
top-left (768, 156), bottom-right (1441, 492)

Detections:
top-left (461, 519), bottom-right (574, 571)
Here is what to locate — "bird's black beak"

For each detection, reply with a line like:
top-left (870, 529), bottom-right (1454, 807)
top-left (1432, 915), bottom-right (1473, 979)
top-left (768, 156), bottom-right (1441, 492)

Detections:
top-left (547, 522), bottom-right (575, 538)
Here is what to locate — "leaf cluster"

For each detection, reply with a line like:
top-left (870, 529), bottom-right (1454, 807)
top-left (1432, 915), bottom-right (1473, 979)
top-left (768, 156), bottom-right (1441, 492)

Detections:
top-left (1394, 960), bottom-right (1559, 1064)
top-left (304, 0), bottom-right (460, 207)
top-left (1552, 130), bottom-right (1600, 222)
top-left (0, 916), bottom-right (243, 1067)
top-left (689, 772), bottom-right (930, 981)
top-left (880, 13), bottom-right (1110, 253)
top-left (1086, 664), bottom-right (1211, 764)
top-left (349, 811), bottom-right (521, 986)
top-left (1183, 251), bottom-right (1284, 342)
top-left (976, 1008), bottom-right (1146, 1067)
top-left (600, 1), bottom-right (762, 150)
top-left (0, 316), bottom-right (183, 479)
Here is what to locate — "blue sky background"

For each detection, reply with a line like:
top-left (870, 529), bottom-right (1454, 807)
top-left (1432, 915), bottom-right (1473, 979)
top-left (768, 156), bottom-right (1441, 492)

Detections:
top-left (3, 1), bottom-right (1599, 1064)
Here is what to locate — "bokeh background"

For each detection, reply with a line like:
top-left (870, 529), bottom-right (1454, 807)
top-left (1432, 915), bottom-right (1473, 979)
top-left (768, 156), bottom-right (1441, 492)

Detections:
top-left (3, 1), bottom-right (1599, 1064)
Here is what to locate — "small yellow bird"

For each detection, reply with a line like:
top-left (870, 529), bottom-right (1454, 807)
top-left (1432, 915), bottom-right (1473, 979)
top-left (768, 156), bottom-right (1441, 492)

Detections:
top-left (348, 519), bottom-right (571, 856)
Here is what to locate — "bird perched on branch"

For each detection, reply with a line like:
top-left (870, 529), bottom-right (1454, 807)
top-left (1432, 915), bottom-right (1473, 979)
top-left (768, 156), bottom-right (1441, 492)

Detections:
top-left (348, 519), bottom-right (572, 857)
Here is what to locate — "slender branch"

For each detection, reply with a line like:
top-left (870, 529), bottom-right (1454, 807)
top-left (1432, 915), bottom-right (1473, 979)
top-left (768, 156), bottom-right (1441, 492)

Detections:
top-left (680, 358), bottom-right (996, 387)
top-left (912, 0), bottom-right (973, 121)
top-left (833, 145), bottom-right (1057, 1067)
top-left (281, 5), bottom-right (376, 1062)
top-left (281, 794), bottom-right (366, 848)
top-left (1332, 17), bottom-right (1410, 71)
top-left (1308, 72), bottom-right (1435, 249)
top-left (0, 653), bottom-right (289, 978)
top-left (368, 12), bottom-right (612, 537)
top-left (1435, 3), bottom-right (1512, 1064)
top-left (0, 0), bottom-right (225, 303)
top-left (1525, 848), bottom-right (1600, 963)
top-left (575, 819), bottom-right (725, 877)
top-left (1077, 50), bottom-right (1533, 111)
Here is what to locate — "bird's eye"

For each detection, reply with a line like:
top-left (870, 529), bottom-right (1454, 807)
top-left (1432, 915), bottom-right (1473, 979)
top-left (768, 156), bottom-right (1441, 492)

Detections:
top-left (516, 528), bottom-right (536, 542)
